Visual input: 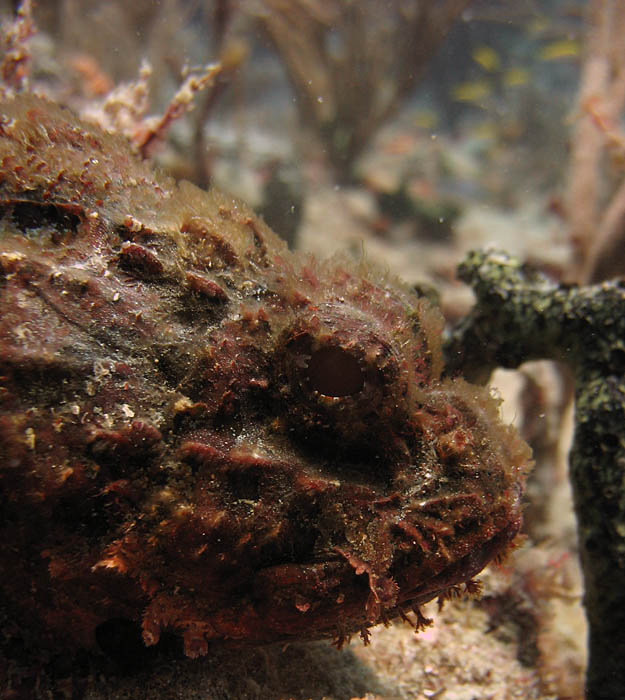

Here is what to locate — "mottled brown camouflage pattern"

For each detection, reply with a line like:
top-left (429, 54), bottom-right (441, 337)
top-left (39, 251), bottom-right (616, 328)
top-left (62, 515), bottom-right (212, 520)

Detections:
top-left (0, 95), bottom-right (530, 665)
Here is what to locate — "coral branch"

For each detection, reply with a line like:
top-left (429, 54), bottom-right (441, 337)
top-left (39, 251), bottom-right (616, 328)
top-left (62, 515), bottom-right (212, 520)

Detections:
top-left (0, 0), bottom-right (35, 94)
top-left (80, 60), bottom-right (223, 161)
top-left (566, 0), bottom-right (625, 282)
top-left (254, 0), bottom-right (472, 181)
top-left (445, 249), bottom-right (625, 700)
top-left (135, 62), bottom-right (222, 159)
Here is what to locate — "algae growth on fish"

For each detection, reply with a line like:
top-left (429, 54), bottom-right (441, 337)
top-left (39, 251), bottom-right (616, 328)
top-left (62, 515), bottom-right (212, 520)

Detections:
top-left (0, 94), bottom-right (531, 673)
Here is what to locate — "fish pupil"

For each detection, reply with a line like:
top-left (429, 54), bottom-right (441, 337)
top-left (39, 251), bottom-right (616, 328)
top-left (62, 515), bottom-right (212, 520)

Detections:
top-left (307, 346), bottom-right (364, 397)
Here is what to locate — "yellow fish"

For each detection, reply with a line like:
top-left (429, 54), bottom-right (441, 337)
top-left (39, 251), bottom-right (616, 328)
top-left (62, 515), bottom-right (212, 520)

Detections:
top-left (472, 46), bottom-right (500, 72)
top-left (539, 39), bottom-right (580, 61)
top-left (503, 68), bottom-right (530, 87)
top-left (470, 121), bottom-right (498, 140)
top-left (451, 80), bottom-right (492, 104)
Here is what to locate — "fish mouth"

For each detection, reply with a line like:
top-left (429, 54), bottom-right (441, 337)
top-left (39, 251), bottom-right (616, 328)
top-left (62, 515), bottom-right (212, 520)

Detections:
top-left (172, 421), bottom-right (525, 642)
top-left (0, 366), bottom-right (528, 657)
top-left (71, 362), bottom-right (530, 654)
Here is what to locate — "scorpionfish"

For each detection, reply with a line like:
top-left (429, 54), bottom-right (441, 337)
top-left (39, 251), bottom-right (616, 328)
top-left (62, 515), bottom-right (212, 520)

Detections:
top-left (0, 95), bottom-right (531, 668)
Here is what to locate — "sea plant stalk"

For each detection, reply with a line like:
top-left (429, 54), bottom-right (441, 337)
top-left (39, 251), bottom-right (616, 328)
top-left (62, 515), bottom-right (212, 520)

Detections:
top-left (445, 249), bottom-right (625, 700)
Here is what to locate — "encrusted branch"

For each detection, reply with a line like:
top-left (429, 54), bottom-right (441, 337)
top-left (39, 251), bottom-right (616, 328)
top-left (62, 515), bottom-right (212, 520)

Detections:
top-left (445, 249), bottom-right (625, 700)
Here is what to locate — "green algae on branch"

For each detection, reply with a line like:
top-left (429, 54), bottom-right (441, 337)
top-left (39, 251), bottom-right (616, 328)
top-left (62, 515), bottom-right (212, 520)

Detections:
top-left (444, 249), bottom-right (625, 700)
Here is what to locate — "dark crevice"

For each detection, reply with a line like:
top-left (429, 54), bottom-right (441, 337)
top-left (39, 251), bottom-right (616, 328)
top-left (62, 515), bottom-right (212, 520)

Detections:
top-left (51, 492), bottom-right (124, 539)
top-left (227, 469), bottom-right (261, 502)
top-left (1, 201), bottom-right (83, 242)
top-left (95, 618), bottom-right (183, 672)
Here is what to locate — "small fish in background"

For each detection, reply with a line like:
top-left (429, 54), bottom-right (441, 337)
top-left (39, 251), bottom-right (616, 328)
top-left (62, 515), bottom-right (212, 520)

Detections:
top-left (450, 79), bottom-right (493, 105)
top-left (468, 120), bottom-right (498, 141)
top-left (502, 67), bottom-right (530, 88)
top-left (472, 45), bottom-right (500, 72)
top-left (539, 39), bottom-right (580, 61)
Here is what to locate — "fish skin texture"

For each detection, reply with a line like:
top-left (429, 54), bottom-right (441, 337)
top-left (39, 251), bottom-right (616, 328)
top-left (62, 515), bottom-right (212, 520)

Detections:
top-left (0, 94), bottom-right (531, 663)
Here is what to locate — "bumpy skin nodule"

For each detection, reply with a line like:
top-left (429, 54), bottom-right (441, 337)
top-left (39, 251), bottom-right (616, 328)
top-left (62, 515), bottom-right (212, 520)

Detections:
top-left (0, 95), bottom-right (531, 662)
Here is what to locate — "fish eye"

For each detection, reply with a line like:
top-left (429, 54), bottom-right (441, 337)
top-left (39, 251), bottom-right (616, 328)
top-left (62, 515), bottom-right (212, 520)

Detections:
top-left (276, 307), bottom-right (408, 441)
top-left (306, 346), bottom-right (364, 397)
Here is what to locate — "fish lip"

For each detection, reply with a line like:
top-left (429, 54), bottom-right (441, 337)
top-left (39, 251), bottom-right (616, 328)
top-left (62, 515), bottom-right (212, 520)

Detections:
top-left (397, 516), bottom-right (521, 607)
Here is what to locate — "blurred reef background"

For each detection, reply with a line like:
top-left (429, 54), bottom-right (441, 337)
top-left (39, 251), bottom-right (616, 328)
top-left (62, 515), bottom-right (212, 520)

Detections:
top-left (3, 0), bottom-right (621, 698)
